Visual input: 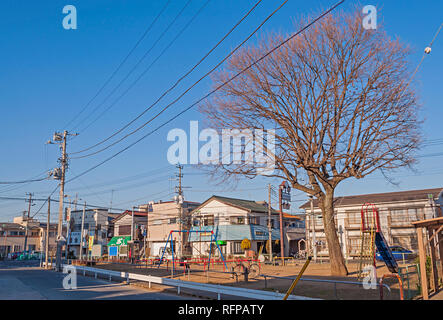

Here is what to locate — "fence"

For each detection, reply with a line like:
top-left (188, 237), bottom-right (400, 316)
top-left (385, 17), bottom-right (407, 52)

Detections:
top-left (61, 264), bottom-right (317, 300)
top-left (398, 264), bottom-right (420, 300)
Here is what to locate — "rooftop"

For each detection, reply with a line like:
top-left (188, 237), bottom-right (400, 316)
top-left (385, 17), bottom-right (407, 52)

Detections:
top-left (300, 188), bottom-right (443, 209)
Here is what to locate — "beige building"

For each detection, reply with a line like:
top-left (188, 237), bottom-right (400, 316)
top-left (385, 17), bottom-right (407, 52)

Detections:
top-left (300, 188), bottom-right (443, 260)
top-left (0, 216), bottom-right (59, 258)
top-left (138, 200), bottom-right (200, 257)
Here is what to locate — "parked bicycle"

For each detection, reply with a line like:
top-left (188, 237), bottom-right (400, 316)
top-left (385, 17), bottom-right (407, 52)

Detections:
top-left (231, 259), bottom-right (261, 279)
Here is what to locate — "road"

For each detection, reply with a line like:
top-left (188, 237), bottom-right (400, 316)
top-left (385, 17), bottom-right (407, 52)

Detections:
top-left (0, 260), bottom-right (190, 300)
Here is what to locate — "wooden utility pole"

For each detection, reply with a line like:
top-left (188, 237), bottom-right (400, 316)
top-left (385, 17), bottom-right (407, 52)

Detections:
top-left (55, 131), bottom-right (68, 271)
top-left (23, 192), bottom-right (33, 252)
top-left (310, 195), bottom-right (317, 262)
top-left (45, 197), bottom-right (50, 269)
top-left (278, 185), bottom-right (285, 265)
top-left (79, 201), bottom-right (86, 261)
top-left (268, 184), bottom-right (273, 260)
top-left (176, 164), bottom-right (184, 258)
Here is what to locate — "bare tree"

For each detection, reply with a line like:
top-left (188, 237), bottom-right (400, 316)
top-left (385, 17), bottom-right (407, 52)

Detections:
top-left (199, 8), bottom-right (421, 276)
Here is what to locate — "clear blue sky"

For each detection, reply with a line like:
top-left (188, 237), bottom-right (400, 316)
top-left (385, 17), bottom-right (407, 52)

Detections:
top-left (0, 0), bottom-right (442, 222)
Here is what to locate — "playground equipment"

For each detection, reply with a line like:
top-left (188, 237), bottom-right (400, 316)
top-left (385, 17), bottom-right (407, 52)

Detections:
top-left (157, 229), bottom-right (227, 273)
top-left (358, 203), bottom-right (398, 282)
top-left (283, 256), bottom-right (312, 300)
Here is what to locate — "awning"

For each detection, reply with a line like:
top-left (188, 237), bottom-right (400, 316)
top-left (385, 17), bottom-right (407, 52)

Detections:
top-left (107, 236), bottom-right (131, 246)
top-left (286, 232), bottom-right (304, 241)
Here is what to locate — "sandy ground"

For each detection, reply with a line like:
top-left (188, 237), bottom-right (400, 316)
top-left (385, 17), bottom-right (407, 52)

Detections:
top-left (85, 259), bottom-right (424, 300)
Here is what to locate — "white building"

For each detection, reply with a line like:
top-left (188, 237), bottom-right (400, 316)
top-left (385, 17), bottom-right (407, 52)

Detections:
top-left (67, 208), bottom-right (109, 258)
top-left (300, 188), bottom-right (443, 260)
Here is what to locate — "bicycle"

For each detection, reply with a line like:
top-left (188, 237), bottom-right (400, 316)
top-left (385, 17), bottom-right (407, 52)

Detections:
top-left (232, 259), bottom-right (261, 279)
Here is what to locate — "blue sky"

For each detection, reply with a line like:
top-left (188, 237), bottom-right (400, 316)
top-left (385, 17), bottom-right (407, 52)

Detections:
top-left (0, 0), bottom-right (442, 222)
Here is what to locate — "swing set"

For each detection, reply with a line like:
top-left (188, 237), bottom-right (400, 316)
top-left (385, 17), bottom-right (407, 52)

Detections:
top-left (157, 229), bottom-right (227, 273)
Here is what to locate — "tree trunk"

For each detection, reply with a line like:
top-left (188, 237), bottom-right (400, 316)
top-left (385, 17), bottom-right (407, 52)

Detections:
top-left (319, 189), bottom-right (348, 276)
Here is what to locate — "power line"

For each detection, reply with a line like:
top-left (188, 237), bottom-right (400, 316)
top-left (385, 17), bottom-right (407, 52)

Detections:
top-left (70, 0), bottom-right (264, 156)
top-left (75, 0), bottom-right (212, 137)
top-left (72, 0), bottom-right (193, 134)
top-left (66, 0), bottom-right (345, 183)
top-left (64, 0), bottom-right (172, 131)
top-left (70, 0), bottom-right (286, 160)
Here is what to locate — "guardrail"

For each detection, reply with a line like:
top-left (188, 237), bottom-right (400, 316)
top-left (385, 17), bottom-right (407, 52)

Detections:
top-left (62, 264), bottom-right (318, 300)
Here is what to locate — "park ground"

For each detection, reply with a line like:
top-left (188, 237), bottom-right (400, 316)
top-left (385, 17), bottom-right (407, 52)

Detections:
top-left (88, 259), bottom-right (439, 300)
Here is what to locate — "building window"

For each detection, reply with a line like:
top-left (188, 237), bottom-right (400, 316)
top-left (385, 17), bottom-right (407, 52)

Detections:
top-left (249, 217), bottom-right (260, 225)
top-left (202, 215), bottom-right (214, 226)
top-left (229, 216), bottom-right (245, 225)
top-left (231, 241), bottom-right (243, 254)
top-left (169, 218), bottom-right (177, 224)
top-left (118, 225), bottom-right (131, 235)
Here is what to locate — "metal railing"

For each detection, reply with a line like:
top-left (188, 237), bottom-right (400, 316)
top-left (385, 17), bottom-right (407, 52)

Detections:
top-left (61, 264), bottom-right (318, 300)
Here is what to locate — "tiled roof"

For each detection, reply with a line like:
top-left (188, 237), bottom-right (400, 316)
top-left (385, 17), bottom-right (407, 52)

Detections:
top-left (299, 188), bottom-right (443, 209)
top-left (193, 195), bottom-right (280, 214)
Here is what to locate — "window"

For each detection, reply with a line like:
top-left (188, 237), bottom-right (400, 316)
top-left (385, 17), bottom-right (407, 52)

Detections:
top-left (118, 225), bottom-right (131, 235)
top-left (229, 216), bottom-right (245, 225)
top-left (266, 218), bottom-right (276, 228)
top-left (231, 241), bottom-right (243, 254)
top-left (169, 218), bottom-right (177, 224)
top-left (249, 217), bottom-right (260, 225)
top-left (202, 215), bottom-right (214, 226)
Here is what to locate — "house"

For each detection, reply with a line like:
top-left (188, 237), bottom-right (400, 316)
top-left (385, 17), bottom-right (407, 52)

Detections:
top-left (187, 195), bottom-right (284, 258)
top-left (67, 208), bottom-right (109, 258)
top-left (138, 200), bottom-right (200, 257)
top-left (0, 216), bottom-right (59, 258)
top-left (283, 213), bottom-right (306, 256)
top-left (109, 209), bottom-right (149, 259)
top-left (300, 188), bottom-right (443, 260)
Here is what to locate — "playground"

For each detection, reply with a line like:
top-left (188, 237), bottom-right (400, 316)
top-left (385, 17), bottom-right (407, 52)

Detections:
top-left (76, 203), bottom-right (441, 300)
top-left (86, 258), bottom-right (419, 300)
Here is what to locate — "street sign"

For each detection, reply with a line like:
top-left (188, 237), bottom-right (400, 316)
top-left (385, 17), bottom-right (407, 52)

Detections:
top-left (109, 246), bottom-right (118, 257)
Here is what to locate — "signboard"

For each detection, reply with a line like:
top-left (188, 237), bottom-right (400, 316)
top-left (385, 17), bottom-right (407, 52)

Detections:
top-left (109, 246), bottom-right (118, 257)
top-left (88, 236), bottom-right (94, 251)
top-left (91, 244), bottom-right (102, 258)
top-left (119, 245), bottom-right (128, 257)
top-left (216, 240), bottom-right (226, 245)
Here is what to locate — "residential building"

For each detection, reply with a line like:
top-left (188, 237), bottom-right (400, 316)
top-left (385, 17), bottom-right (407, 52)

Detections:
top-left (300, 188), bottom-right (443, 260)
top-left (187, 195), bottom-right (284, 258)
top-left (67, 208), bottom-right (109, 258)
top-left (0, 216), bottom-right (59, 258)
top-left (283, 213), bottom-right (306, 256)
top-left (138, 200), bottom-right (200, 257)
top-left (110, 209), bottom-right (148, 258)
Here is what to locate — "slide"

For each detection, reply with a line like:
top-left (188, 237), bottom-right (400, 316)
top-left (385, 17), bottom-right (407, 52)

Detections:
top-left (375, 231), bottom-right (398, 273)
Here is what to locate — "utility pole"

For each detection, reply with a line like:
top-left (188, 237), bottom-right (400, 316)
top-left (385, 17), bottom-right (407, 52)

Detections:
top-left (45, 197), bottom-right (50, 269)
top-left (309, 195), bottom-right (317, 262)
top-left (278, 185), bottom-right (285, 265)
top-left (267, 184), bottom-right (273, 260)
top-left (278, 181), bottom-right (291, 266)
top-left (47, 130), bottom-right (77, 271)
top-left (177, 164), bottom-right (183, 259)
top-left (79, 201), bottom-right (86, 261)
top-left (23, 192), bottom-right (33, 252)
top-left (131, 206), bottom-right (134, 263)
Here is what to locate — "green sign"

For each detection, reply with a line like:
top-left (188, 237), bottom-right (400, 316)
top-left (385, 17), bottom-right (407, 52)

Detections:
top-left (216, 240), bottom-right (226, 245)
top-left (107, 236), bottom-right (131, 246)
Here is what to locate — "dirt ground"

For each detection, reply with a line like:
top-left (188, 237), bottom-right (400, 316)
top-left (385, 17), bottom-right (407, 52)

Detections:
top-left (85, 259), bottom-right (420, 300)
